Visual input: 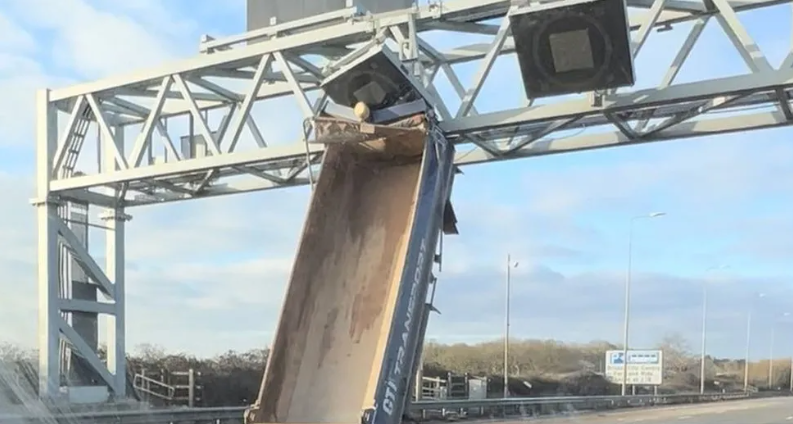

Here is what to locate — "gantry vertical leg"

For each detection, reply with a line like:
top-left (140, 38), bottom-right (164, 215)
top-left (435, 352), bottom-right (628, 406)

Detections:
top-left (36, 90), bottom-right (130, 400)
top-left (101, 124), bottom-right (128, 397)
top-left (35, 89), bottom-right (60, 398)
top-left (101, 208), bottom-right (129, 397)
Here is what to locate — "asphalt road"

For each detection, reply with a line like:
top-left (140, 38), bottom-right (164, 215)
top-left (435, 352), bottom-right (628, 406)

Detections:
top-left (499, 397), bottom-right (793, 424)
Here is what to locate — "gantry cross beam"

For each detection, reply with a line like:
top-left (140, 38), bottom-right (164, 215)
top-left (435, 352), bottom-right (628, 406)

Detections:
top-left (34, 0), bottom-right (793, 399)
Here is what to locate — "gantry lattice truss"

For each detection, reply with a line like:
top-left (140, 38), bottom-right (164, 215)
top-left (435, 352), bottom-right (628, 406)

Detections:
top-left (33, 0), bottom-right (793, 398)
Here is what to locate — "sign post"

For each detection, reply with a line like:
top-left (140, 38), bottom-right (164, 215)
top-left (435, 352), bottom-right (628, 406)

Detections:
top-left (605, 350), bottom-right (663, 386)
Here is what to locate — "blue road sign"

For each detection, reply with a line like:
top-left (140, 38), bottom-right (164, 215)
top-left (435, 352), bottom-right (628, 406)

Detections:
top-left (629, 351), bottom-right (660, 364)
top-left (610, 352), bottom-right (625, 364)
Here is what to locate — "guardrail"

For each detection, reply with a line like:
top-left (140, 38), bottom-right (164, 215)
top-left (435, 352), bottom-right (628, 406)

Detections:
top-left (414, 392), bottom-right (752, 420)
top-left (0, 392), bottom-right (761, 424)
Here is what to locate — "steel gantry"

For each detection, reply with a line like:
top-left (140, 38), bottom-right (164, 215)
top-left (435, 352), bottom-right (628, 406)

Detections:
top-left (33, 0), bottom-right (793, 400)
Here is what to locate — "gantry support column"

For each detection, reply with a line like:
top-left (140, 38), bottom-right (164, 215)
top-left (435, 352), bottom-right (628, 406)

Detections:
top-left (35, 89), bottom-right (60, 398)
top-left (98, 121), bottom-right (129, 398)
top-left (34, 89), bottom-right (130, 400)
top-left (101, 208), bottom-right (129, 395)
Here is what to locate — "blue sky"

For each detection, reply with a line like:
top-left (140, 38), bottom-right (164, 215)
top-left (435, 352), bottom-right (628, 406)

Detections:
top-left (1, 0), bottom-right (793, 363)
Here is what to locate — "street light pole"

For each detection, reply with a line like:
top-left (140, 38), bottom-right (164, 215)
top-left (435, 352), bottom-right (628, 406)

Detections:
top-left (769, 325), bottom-right (775, 388)
top-left (504, 254), bottom-right (518, 398)
top-left (789, 355), bottom-right (793, 392)
top-left (700, 265), bottom-right (729, 395)
top-left (621, 223), bottom-right (634, 397)
top-left (744, 293), bottom-right (766, 392)
top-left (621, 212), bottom-right (665, 396)
top-left (744, 307), bottom-right (752, 392)
top-left (768, 312), bottom-right (790, 389)
top-left (699, 281), bottom-right (708, 394)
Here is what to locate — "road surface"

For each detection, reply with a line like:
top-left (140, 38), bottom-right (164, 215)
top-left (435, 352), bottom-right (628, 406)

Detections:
top-left (514, 397), bottom-right (793, 424)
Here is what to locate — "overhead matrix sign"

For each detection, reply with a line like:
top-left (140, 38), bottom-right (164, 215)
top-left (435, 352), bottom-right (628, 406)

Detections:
top-left (604, 350), bottom-right (663, 386)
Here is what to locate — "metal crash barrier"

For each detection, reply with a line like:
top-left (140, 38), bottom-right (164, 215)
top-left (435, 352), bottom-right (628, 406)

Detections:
top-left (0, 392), bottom-right (763, 424)
top-left (412, 392), bottom-right (753, 420)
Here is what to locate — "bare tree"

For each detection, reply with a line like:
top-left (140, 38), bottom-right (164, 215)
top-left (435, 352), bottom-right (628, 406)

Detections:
top-left (0, 335), bottom-right (758, 406)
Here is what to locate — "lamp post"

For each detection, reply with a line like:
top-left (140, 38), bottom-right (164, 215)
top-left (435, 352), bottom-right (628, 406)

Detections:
top-left (788, 334), bottom-right (793, 391)
top-left (789, 354), bottom-right (793, 392)
top-left (621, 212), bottom-right (665, 396)
top-left (769, 312), bottom-right (790, 388)
top-left (504, 254), bottom-right (519, 398)
top-left (769, 324), bottom-right (775, 388)
top-left (785, 314), bottom-right (793, 391)
top-left (744, 292), bottom-right (766, 392)
top-left (700, 264), bottom-right (729, 394)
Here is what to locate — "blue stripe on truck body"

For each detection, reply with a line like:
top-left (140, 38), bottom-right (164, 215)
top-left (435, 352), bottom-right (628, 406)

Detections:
top-left (365, 127), bottom-right (456, 424)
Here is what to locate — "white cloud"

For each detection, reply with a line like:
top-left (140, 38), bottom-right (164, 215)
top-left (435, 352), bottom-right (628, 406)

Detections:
top-left (0, 49), bottom-right (55, 147)
top-left (124, 256), bottom-right (294, 355)
top-left (3, 0), bottom-right (199, 78)
top-left (0, 73), bottom-right (67, 148)
top-left (516, 134), bottom-right (793, 217)
top-left (124, 188), bottom-right (310, 263)
top-left (0, 0), bottom-right (205, 148)
top-left (0, 11), bottom-right (36, 53)
top-left (428, 263), bottom-right (792, 358)
top-left (0, 172), bottom-right (38, 346)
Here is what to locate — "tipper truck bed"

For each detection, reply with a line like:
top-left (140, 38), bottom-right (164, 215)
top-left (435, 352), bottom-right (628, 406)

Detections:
top-left (245, 114), bottom-right (455, 424)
